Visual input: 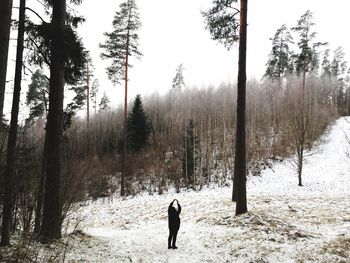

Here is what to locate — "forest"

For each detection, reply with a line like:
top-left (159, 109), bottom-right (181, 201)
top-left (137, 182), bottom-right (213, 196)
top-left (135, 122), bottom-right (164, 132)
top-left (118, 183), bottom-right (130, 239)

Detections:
top-left (1, 0), bottom-right (350, 262)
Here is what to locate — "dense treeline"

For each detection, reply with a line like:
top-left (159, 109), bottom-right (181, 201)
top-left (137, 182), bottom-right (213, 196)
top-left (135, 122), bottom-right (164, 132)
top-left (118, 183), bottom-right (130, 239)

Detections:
top-left (1, 72), bottom-right (341, 204)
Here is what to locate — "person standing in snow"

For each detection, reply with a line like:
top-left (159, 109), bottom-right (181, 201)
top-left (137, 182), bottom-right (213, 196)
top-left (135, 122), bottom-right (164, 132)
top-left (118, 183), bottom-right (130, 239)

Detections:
top-left (168, 199), bottom-right (181, 249)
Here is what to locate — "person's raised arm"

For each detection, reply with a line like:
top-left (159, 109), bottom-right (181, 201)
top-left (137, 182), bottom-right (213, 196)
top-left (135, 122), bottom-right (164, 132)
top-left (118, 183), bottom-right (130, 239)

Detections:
top-left (168, 200), bottom-right (174, 213)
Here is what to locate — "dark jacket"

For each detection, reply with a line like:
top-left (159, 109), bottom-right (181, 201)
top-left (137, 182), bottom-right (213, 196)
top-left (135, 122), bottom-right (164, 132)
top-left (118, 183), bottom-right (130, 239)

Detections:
top-left (168, 202), bottom-right (181, 231)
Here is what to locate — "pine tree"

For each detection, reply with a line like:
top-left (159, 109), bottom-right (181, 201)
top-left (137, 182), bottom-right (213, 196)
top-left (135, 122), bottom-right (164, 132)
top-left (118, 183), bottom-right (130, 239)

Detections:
top-left (24, 2), bottom-right (88, 130)
top-left (292, 10), bottom-right (325, 78)
top-left (202, 0), bottom-right (240, 49)
top-left (172, 64), bottom-right (185, 90)
top-left (91, 79), bottom-right (99, 115)
top-left (80, 53), bottom-right (94, 126)
top-left (100, 0), bottom-right (142, 196)
top-left (331, 47), bottom-right (348, 113)
top-left (24, 5), bottom-right (87, 86)
top-left (321, 49), bottom-right (332, 77)
top-left (331, 47), bottom-right (347, 77)
top-left (263, 24), bottom-right (293, 80)
top-left (203, 0), bottom-right (247, 215)
top-left (26, 70), bottom-right (49, 123)
top-left (127, 95), bottom-right (151, 152)
top-left (290, 10), bottom-right (325, 187)
top-left (25, 70), bottom-right (49, 235)
top-left (99, 92), bottom-right (111, 112)
top-left (40, 0), bottom-right (66, 241)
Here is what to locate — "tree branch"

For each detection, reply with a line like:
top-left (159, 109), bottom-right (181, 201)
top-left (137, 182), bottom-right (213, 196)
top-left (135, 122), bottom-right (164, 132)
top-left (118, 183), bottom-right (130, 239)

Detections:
top-left (25, 7), bottom-right (48, 23)
top-left (27, 36), bottom-right (51, 67)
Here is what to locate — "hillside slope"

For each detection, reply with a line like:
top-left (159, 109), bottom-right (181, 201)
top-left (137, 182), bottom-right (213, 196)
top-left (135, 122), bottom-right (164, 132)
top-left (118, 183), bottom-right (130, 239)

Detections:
top-left (61, 117), bottom-right (350, 262)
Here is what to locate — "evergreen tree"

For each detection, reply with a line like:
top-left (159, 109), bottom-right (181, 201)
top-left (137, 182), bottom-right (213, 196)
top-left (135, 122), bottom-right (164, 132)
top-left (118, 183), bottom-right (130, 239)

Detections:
top-left (234, 0), bottom-right (248, 215)
top-left (24, 4), bottom-right (87, 86)
top-left (331, 47), bottom-right (347, 77)
top-left (331, 47), bottom-right (348, 113)
top-left (99, 0), bottom-right (141, 84)
top-left (263, 24), bottom-right (293, 80)
top-left (203, 0), bottom-right (247, 215)
top-left (292, 10), bottom-right (325, 76)
top-left (91, 79), bottom-right (99, 115)
top-left (321, 49), bottom-right (332, 77)
top-left (74, 53), bottom-right (94, 125)
top-left (98, 92), bottom-right (111, 112)
top-left (172, 64), bottom-right (185, 90)
top-left (24, 1), bottom-right (88, 131)
top-left (290, 10), bottom-right (325, 187)
top-left (100, 0), bottom-right (142, 196)
top-left (26, 70), bottom-right (49, 123)
top-left (202, 0), bottom-right (240, 49)
top-left (127, 95), bottom-right (151, 152)
top-left (40, 0), bottom-right (67, 241)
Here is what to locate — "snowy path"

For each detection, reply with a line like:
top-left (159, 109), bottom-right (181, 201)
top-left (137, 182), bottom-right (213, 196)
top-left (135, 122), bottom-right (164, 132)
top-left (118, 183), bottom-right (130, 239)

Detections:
top-left (65, 117), bottom-right (350, 262)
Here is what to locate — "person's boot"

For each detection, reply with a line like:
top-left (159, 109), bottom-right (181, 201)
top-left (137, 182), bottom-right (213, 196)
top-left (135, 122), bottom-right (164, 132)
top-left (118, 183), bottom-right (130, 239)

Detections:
top-left (172, 245), bottom-right (178, 249)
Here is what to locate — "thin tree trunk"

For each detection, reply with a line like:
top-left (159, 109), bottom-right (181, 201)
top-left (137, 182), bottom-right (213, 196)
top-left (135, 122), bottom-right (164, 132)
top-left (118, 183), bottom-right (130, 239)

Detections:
top-left (34, 132), bottom-right (47, 234)
top-left (298, 146), bottom-right (303, 186)
top-left (0, 0), bottom-right (13, 119)
top-left (121, 27), bottom-right (130, 196)
top-left (0, 0), bottom-right (25, 246)
top-left (233, 0), bottom-right (248, 215)
top-left (86, 63), bottom-right (90, 154)
top-left (87, 63), bottom-right (90, 127)
top-left (185, 125), bottom-right (188, 185)
top-left (193, 123), bottom-right (196, 186)
top-left (297, 55), bottom-right (307, 187)
top-left (40, 0), bottom-right (66, 240)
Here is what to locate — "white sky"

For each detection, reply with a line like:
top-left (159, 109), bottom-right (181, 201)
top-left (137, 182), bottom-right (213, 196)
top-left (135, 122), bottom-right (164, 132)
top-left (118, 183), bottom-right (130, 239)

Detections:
top-left (4, 0), bottom-right (350, 118)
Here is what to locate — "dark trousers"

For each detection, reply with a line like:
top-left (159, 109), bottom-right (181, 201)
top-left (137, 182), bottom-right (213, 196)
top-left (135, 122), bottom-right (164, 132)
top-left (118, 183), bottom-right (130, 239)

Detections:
top-left (168, 228), bottom-right (178, 247)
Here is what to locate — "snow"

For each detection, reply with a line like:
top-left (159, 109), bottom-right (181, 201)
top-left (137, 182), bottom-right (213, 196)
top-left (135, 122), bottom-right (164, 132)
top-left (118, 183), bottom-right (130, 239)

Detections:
top-left (7, 117), bottom-right (350, 262)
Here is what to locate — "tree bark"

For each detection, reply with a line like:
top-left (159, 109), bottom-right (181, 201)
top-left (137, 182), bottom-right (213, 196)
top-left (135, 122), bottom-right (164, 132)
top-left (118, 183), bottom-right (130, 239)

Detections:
top-left (0, 0), bottom-right (25, 246)
top-left (0, 0), bottom-right (13, 119)
top-left (87, 63), bottom-right (90, 127)
top-left (34, 132), bottom-right (47, 234)
top-left (233, 0), bottom-right (248, 215)
top-left (121, 27), bottom-right (130, 196)
top-left (40, 0), bottom-right (66, 240)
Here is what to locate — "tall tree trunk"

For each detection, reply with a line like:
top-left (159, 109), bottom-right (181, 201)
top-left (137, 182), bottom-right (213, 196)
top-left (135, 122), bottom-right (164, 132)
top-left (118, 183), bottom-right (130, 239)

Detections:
top-left (34, 132), bottom-right (47, 234)
top-left (86, 63), bottom-right (90, 154)
top-left (87, 63), bottom-right (90, 127)
top-left (0, 0), bottom-right (25, 246)
top-left (233, 0), bottom-right (248, 215)
top-left (40, 0), bottom-right (66, 240)
top-left (297, 56), bottom-right (307, 187)
top-left (121, 28), bottom-right (130, 197)
top-left (0, 0), bottom-right (13, 119)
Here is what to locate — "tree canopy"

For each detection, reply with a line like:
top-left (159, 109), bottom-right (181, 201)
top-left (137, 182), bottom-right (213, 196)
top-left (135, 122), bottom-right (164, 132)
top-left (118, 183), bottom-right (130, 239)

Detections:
top-left (127, 95), bottom-right (151, 152)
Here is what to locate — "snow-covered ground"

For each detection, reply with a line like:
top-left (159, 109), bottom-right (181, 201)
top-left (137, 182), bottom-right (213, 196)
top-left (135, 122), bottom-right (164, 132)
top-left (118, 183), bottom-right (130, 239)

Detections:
top-left (50, 117), bottom-right (350, 262)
